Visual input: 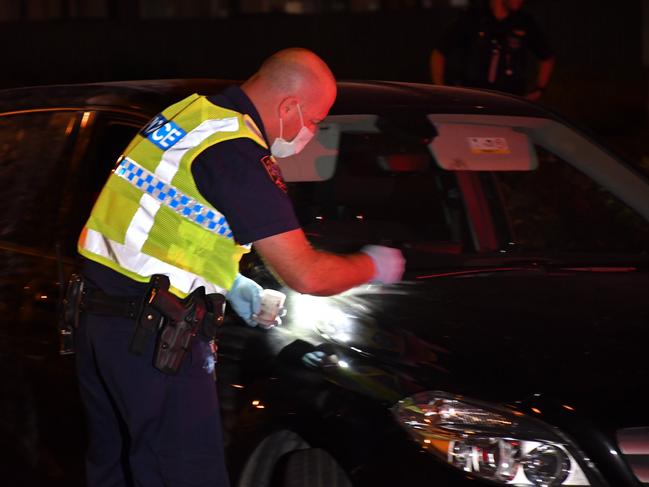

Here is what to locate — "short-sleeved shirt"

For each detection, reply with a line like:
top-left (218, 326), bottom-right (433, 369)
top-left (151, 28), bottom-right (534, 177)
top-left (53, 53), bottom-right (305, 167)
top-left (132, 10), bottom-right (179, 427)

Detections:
top-left (82, 85), bottom-right (300, 295)
top-left (437, 8), bottom-right (554, 95)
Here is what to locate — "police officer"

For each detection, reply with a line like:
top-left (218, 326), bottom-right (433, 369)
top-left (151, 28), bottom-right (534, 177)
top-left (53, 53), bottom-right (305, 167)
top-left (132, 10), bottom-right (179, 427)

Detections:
top-left (74, 48), bottom-right (405, 487)
top-left (430, 0), bottom-right (555, 101)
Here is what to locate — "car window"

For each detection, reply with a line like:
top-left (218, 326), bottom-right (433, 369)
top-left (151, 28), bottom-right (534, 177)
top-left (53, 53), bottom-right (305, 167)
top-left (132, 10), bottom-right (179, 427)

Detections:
top-left (286, 113), bottom-right (649, 267)
top-left (493, 146), bottom-right (649, 253)
top-left (288, 130), bottom-right (471, 255)
top-left (0, 111), bottom-right (76, 249)
top-left (85, 121), bottom-right (140, 198)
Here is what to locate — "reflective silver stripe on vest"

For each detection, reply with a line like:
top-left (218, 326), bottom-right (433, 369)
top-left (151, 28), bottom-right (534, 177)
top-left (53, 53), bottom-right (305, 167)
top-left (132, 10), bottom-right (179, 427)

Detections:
top-left (126, 193), bottom-right (160, 251)
top-left (115, 157), bottom-right (234, 239)
top-left (155, 116), bottom-right (240, 183)
top-left (83, 228), bottom-right (228, 295)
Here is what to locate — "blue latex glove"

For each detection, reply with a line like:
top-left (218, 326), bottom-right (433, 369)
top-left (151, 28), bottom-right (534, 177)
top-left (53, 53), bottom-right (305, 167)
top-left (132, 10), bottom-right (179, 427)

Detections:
top-left (302, 351), bottom-right (327, 368)
top-left (360, 245), bottom-right (406, 284)
top-left (302, 351), bottom-right (339, 369)
top-left (227, 274), bottom-right (263, 327)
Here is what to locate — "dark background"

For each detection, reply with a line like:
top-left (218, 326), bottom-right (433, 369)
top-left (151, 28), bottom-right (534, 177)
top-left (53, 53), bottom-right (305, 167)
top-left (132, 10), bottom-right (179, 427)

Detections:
top-left (1, 2), bottom-right (648, 485)
top-left (2, 0), bottom-right (649, 163)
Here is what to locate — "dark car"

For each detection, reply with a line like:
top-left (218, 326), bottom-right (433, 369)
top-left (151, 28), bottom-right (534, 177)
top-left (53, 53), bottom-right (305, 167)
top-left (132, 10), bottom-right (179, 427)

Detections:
top-left (2, 79), bottom-right (649, 487)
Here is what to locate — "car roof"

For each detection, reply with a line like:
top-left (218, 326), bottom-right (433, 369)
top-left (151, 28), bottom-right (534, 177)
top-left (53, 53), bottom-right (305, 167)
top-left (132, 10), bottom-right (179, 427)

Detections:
top-left (0, 79), bottom-right (554, 120)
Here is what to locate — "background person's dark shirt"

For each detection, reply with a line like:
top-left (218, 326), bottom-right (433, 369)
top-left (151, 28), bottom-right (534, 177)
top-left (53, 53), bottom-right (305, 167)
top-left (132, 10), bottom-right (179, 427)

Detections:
top-left (83, 85), bottom-right (300, 295)
top-left (437, 8), bottom-right (554, 95)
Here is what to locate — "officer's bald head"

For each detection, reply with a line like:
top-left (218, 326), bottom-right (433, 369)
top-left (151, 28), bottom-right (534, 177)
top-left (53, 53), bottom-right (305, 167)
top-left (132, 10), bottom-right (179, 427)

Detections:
top-left (243, 48), bottom-right (337, 142)
top-left (250, 48), bottom-right (335, 101)
top-left (257, 48), bottom-right (334, 95)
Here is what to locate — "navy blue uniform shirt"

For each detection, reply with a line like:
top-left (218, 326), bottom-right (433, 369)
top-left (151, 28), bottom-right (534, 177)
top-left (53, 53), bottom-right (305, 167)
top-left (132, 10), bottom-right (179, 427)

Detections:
top-left (83, 85), bottom-right (299, 294)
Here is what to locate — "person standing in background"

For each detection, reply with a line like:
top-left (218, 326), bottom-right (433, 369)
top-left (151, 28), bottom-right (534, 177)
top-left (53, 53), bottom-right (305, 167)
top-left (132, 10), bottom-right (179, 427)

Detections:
top-left (430, 0), bottom-right (555, 101)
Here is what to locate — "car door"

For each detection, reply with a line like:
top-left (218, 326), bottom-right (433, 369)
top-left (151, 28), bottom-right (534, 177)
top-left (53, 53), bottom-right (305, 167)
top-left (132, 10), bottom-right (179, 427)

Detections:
top-left (0, 106), bottom-right (145, 485)
top-left (0, 107), bottom-right (85, 483)
top-left (0, 109), bottom-right (82, 355)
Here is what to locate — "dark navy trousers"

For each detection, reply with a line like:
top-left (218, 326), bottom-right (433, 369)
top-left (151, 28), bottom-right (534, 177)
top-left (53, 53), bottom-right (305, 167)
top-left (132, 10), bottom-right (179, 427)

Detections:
top-left (75, 312), bottom-right (231, 487)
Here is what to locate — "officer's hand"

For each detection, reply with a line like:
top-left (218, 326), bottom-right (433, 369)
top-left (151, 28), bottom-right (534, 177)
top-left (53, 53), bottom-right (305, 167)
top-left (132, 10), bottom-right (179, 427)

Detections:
top-left (227, 274), bottom-right (262, 327)
top-left (360, 245), bottom-right (406, 284)
top-left (302, 350), bottom-right (339, 368)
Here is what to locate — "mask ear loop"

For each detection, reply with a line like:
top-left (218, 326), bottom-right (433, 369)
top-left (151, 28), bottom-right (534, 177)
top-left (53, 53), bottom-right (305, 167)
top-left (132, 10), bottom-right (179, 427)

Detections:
top-left (278, 103), bottom-right (304, 141)
top-left (297, 103), bottom-right (305, 128)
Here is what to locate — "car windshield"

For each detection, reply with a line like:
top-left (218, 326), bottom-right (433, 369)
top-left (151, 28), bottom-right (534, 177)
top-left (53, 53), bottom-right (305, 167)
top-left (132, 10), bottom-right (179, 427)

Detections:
top-left (283, 113), bottom-right (649, 270)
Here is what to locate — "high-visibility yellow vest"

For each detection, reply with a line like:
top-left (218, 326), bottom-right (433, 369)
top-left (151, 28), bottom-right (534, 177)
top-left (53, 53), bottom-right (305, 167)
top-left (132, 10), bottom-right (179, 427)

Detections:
top-left (78, 94), bottom-right (268, 297)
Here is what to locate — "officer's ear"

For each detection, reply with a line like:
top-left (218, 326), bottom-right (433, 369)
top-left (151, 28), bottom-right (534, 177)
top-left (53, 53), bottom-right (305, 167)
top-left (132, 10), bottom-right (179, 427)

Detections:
top-left (277, 96), bottom-right (300, 118)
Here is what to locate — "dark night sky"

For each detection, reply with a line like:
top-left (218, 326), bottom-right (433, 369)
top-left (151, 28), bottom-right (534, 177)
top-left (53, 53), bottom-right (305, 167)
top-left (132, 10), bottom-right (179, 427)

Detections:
top-left (2, 0), bottom-right (648, 158)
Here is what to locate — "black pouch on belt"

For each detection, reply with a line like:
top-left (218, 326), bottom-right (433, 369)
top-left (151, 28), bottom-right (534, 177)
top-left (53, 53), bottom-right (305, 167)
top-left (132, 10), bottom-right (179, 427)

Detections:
top-left (59, 273), bottom-right (85, 355)
top-left (129, 274), bottom-right (169, 356)
top-left (202, 293), bottom-right (226, 341)
top-left (148, 285), bottom-right (208, 375)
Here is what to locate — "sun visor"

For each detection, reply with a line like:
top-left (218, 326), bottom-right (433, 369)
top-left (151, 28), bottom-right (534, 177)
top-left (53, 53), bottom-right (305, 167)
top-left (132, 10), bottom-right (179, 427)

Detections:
top-left (428, 121), bottom-right (538, 171)
top-left (278, 115), bottom-right (379, 182)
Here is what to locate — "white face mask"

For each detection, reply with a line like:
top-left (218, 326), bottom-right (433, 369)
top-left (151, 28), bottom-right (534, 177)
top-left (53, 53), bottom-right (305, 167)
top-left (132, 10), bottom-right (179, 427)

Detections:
top-left (270, 104), bottom-right (315, 158)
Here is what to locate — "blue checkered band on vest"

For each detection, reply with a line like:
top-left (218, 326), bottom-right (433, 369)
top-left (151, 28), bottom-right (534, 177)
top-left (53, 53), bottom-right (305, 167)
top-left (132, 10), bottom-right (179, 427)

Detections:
top-left (115, 157), bottom-right (234, 239)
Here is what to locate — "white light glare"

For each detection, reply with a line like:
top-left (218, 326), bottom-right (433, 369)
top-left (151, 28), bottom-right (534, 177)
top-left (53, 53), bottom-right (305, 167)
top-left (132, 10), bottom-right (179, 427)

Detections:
top-left (289, 294), bottom-right (352, 332)
top-left (334, 333), bottom-right (351, 342)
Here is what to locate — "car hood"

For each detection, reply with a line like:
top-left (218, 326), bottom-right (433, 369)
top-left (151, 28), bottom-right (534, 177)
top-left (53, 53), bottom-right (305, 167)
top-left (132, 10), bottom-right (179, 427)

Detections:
top-left (279, 266), bottom-right (649, 427)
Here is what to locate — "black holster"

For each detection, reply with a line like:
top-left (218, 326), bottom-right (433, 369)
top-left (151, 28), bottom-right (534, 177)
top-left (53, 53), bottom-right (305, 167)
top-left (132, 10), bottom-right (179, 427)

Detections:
top-left (139, 276), bottom-right (225, 375)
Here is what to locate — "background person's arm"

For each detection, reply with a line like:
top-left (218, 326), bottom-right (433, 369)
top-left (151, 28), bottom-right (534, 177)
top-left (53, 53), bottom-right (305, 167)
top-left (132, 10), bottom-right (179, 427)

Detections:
top-left (430, 8), bottom-right (471, 86)
top-left (430, 49), bottom-right (446, 85)
top-left (525, 13), bottom-right (555, 101)
top-left (525, 56), bottom-right (555, 101)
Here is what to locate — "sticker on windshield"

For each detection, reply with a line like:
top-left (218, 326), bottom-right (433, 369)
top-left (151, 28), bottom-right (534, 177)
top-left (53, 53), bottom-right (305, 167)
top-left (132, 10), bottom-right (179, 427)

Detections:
top-left (468, 137), bottom-right (511, 154)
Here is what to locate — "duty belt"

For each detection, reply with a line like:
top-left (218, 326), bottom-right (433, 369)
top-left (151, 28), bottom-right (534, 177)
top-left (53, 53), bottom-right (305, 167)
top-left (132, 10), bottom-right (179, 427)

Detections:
top-left (80, 288), bottom-right (144, 319)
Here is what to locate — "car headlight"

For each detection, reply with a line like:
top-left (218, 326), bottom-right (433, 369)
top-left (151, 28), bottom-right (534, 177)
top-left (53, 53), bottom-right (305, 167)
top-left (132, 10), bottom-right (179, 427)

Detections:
top-left (391, 391), bottom-right (601, 486)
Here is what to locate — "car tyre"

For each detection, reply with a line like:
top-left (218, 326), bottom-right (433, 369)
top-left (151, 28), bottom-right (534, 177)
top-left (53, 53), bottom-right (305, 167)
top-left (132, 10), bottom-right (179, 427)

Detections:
top-left (238, 430), bottom-right (309, 487)
top-left (238, 430), bottom-right (352, 487)
top-left (278, 448), bottom-right (353, 487)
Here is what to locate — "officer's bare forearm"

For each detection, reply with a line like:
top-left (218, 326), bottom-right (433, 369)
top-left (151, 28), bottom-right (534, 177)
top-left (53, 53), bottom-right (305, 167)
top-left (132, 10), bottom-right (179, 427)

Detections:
top-left (431, 50), bottom-right (446, 85)
top-left (253, 229), bottom-right (375, 296)
top-left (288, 249), bottom-right (375, 296)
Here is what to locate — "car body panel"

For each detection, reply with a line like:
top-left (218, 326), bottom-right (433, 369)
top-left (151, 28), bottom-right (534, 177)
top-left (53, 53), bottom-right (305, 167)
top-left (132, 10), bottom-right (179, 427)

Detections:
top-left (1, 79), bottom-right (648, 487)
